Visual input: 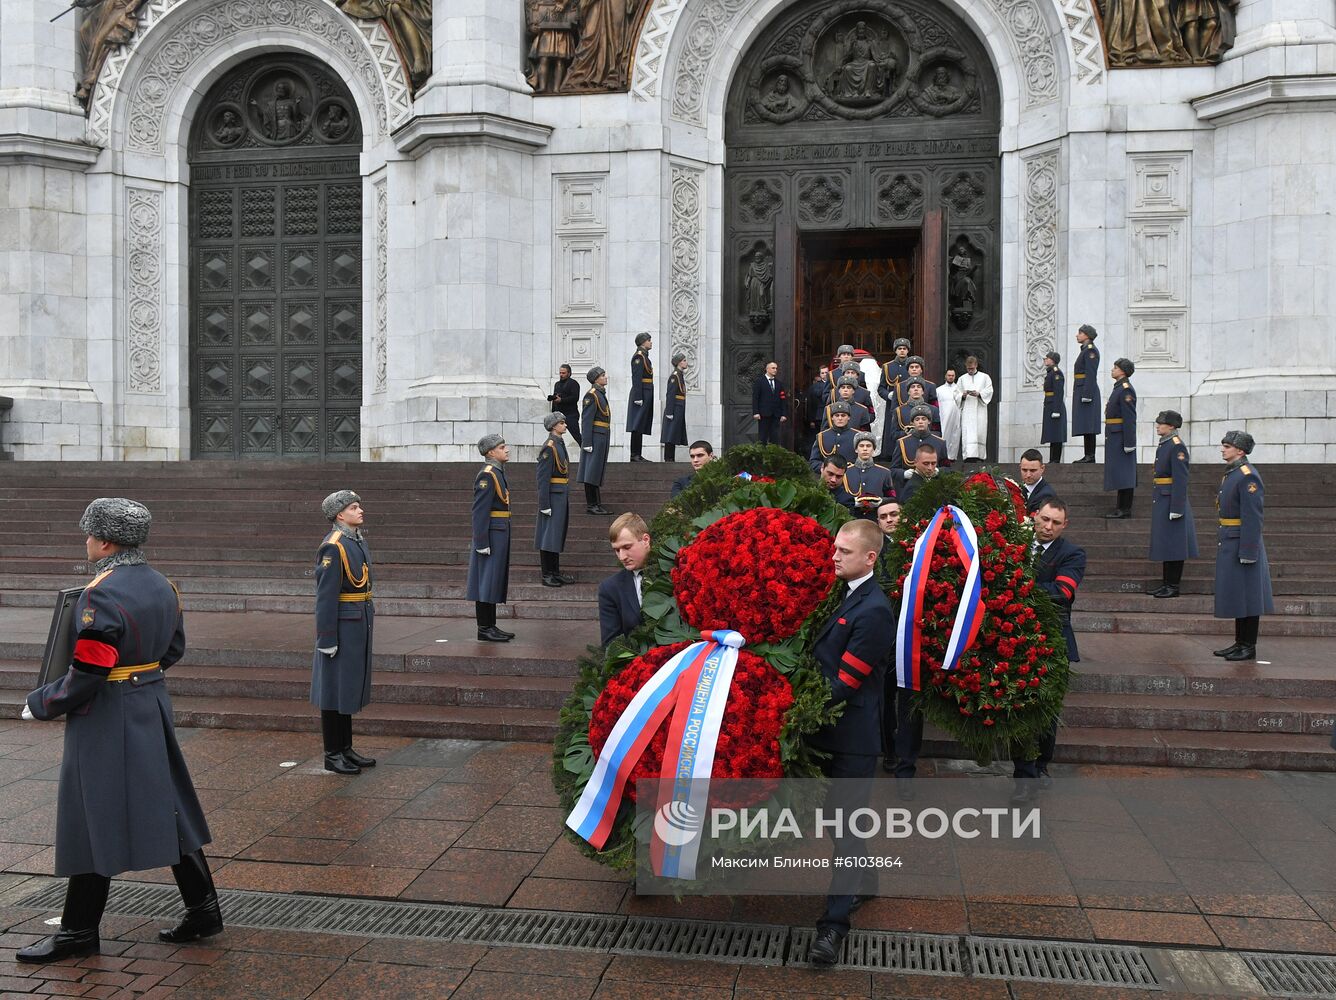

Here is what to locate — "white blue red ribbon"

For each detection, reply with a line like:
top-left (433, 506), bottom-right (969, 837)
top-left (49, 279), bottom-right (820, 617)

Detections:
top-left (895, 505), bottom-right (983, 690)
top-left (566, 630), bottom-right (744, 880)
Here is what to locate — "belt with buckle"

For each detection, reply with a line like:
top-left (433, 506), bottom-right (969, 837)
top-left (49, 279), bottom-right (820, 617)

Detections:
top-left (490, 511), bottom-right (511, 518)
top-left (1105, 418), bottom-right (1123, 424)
top-left (107, 662), bottom-right (162, 683)
top-left (338, 592), bottom-right (373, 601)
top-left (1153, 477), bottom-right (1173, 484)
top-left (1219, 517), bottom-right (1241, 526)
top-left (593, 420), bottom-right (610, 428)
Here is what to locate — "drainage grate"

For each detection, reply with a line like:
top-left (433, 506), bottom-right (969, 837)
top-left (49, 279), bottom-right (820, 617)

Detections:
top-left (968, 936), bottom-right (1159, 988)
top-left (1243, 953), bottom-right (1336, 998)
top-left (790, 927), bottom-right (962, 974)
top-left (458, 909), bottom-right (625, 951)
top-left (316, 898), bottom-right (478, 940)
top-left (614, 917), bottom-right (787, 965)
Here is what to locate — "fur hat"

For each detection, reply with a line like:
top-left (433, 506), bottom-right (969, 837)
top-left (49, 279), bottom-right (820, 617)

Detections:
top-left (586, 366), bottom-right (605, 384)
top-left (854, 431), bottom-right (876, 447)
top-left (80, 498), bottom-right (152, 546)
top-left (1078, 324), bottom-right (1098, 339)
top-left (893, 338), bottom-right (911, 351)
top-left (635, 332), bottom-right (652, 348)
top-left (909, 404), bottom-right (934, 422)
top-left (1155, 410), bottom-right (1183, 428)
top-left (542, 412), bottom-right (566, 431)
top-left (829, 401), bottom-right (851, 415)
top-left (837, 374), bottom-right (859, 388)
top-left (906, 355), bottom-right (925, 368)
top-left (1045, 350), bottom-right (1061, 365)
top-left (836, 344), bottom-right (855, 356)
top-left (672, 351), bottom-right (687, 366)
top-left (1221, 429), bottom-right (1255, 454)
top-left (320, 490), bottom-right (360, 522)
top-left (477, 433), bottom-right (506, 456)
top-left (903, 376), bottom-right (927, 392)
top-left (1114, 357), bottom-right (1135, 377)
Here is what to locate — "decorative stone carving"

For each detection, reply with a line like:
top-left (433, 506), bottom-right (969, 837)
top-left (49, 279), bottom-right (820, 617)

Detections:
top-left (940, 170), bottom-right (988, 217)
top-left (1020, 149), bottom-right (1059, 386)
top-left (948, 235), bottom-right (980, 330)
top-left (88, 0), bottom-right (409, 150)
top-left (528, 0), bottom-right (653, 94)
top-left (823, 19), bottom-right (898, 105)
top-left (1057, 0), bottom-right (1106, 83)
top-left (875, 171), bottom-right (924, 221)
top-left (630, 0), bottom-right (688, 100)
top-left (335, 0), bottom-right (431, 92)
top-left (74, 0), bottom-right (149, 106)
top-left (797, 174), bottom-right (844, 223)
top-left (1099, 0), bottom-right (1236, 66)
top-left (742, 244), bottom-right (773, 330)
top-left (737, 177), bottom-right (784, 224)
top-left (555, 174), bottom-right (609, 376)
top-left (126, 186), bottom-right (163, 394)
top-left (1127, 153), bottom-right (1190, 369)
top-left (374, 180), bottom-right (388, 393)
top-left (670, 165), bottom-right (704, 392)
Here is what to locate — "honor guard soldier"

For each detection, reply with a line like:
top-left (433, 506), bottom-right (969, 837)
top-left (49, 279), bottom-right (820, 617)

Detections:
top-left (879, 337), bottom-right (913, 398)
top-left (891, 404), bottom-right (947, 471)
top-left (1041, 351), bottom-right (1067, 463)
top-left (1148, 411), bottom-right (1198, 598)
top-left (661, 351), bottom-right (689, 461)
top-left (537, 413), bottom-right (576, 588)
top-left (823, 374), bottom-right (872, 431)
top-left (19, 499), bottom-right (219, 963)
top-left (836, 361), bottom-right (875, 410)
top-left (810, 401), bottom-right (858, 472)
top-left (834, 344), bottom-right (867, 386)
top-left (579, 366), bottom-right (612, 514)
top-left (469, 434), bottom-right (515, 643)
top-left (626, 332), bottom-right (654, 462)
top-left (895, 356), bottom-right (938, 408)
top-left (313, 491), bottom-right (376, 775)
top-left (1213, 430), bottom-right (1273, 661)
top-left (843, 432), bottom-right (896, 519)
top-left (1104, 358), bottom-right (1137, 518)
top-left (1072, 324), bottom-right (1102, 462)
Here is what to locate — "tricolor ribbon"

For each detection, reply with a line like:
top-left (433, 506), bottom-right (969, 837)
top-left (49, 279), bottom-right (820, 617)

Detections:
top-left (895, 505), bottom-right (983, 690)
top-left (566, 630), bottom-right (744, 880)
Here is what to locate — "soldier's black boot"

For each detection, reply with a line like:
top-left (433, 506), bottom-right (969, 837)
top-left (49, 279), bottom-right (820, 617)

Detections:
top-left (1225, 617), bottom-right (1259, 661)
top-left (18, 873), bottom-right (107, 963)
top-left (322, 709), bottom-right (360, 774)
top-left (540, 551), bottom-right (563, 588)
top-left (160, 850), bottom-right (224, 943)
top-left (553, 554), bottom-right (576, 586)
top-left (630, 433), bottom-right (648, 462)
top-left (1049, 442), bottom-right (1062, 464)
top-left (663, 444), bottom-right (675, 463)
top-left (1151, 561), bottom-right (1182, 598)
top-left (341, 713), bottom-right (376, 768)
top-left (588, 486), bottom-right (611, 516)
top-left (1075, 435), bottom-right (1096, 462)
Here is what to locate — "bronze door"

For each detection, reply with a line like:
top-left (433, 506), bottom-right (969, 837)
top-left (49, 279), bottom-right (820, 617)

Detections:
top-left (188, 55), bottom-right (363, 459)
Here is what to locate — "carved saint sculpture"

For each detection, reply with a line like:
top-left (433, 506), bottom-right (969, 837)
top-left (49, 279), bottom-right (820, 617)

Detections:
top-left (336, 0), bottom-right (433, 92)
top-left (213, 109), bottom-right (244, 145)
top-left (250, 80), bottom-right (306, 141)
top-left (526, 0), bottom-right (577, 93)
top-left (1175, 0), bottom-right (1237, 62)
top-left (949, 241), bottom-right (978, 330)
top-left (1103, 0), bottom-right (1188, 64)
top-left (563, 0), bottom-right (635, 91)
top-left (829, 21), bottom-right (896, 104)
top-left (761, 74), bottom-right (799, 116)
top-left (921, 67), bottom-right (960, 107)
top-left (73, 0), bottom-right (149, 106)
top-left (744, 249), bottom-right (774, 330)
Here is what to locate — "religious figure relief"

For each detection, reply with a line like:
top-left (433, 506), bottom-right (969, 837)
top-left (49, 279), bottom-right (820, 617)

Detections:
top-left (525, 0), bottom-right (578, 94)
top-left (249, 79), bottom-right (306, 142)
top-left (948, 237), bottom-right (979, 330)
top-left (529, 0), bottom-right (650, 94)
top-left (317, 101), bottom-right (353, 141)
top-left (743, 248), bottom-right (774, 331)
top-left (1100, 0), bottom-right (1237, 65)
top-left (827, 21), bottom-right (896, 105)
top-left (212, 109), bottom-right (245, 146)
top-left (336, 0), bottom-right (433, 92)
top-left (72, 0), bottom-right (149, 107)
top-left (762, 74), bottom-right (799, 116)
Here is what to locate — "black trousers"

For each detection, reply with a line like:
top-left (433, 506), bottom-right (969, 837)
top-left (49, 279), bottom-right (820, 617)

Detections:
top-left (663, 444), bottom-right (676, 462)
top-left (1012, 720), bottom-right (1059, 779)
top-left (1049, 442), bottom-right (1062, 463)
top-left (757, 416), bottom-right (781, 445)
top-left (62, 850), bottom-right (213, 932)
top-left (1083, 434), bottom-right (1097, 459)
top-left (817, 751), bottom-right (877, 936)
top-left (539, 551), bottom-right (565, 576)
top-left (630, 432), bottom-right (644, 458)
top-left (584, 484), bottom-right (602, 508)
top-left (475, 601), bottom-right (496, 627)
top-left (1235, 616), bottom-right (1260, 645)
top-left (1162, 560), bottom-right (1184, 586)
top-left (563, 415), bottom-right (582, 446)
top-left (892, 688), bottom-right (924, 778)
top-left (1116, 488), bottom-right (1134, 512)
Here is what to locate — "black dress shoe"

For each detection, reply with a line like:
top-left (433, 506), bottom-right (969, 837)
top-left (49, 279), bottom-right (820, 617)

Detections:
top-left (1074, 455), bottom-right (1095, 464)
top-left (16, 928), bottom-right (99, 963)
top-left (1224, 645), bottom-right (1256, 662)
top-left (324, 752), bottom-right (361, 774)
top-left (850, 893), bottom-right (876, 914)
top-left (1149, 585), bottom-right (1179, 598)
top-left (159, 896), bottom-right (224, 943)
top-left (630, 455), bottom-right (649, 463)
top-left (494, 625), bottom-right (516, 639)
top-left (541, 574), bottom-right (564, 588)
top-left (477, 626), bottom-right (512, 642)
top-left (587, 505), bottom-right (613, 515)
top-left (556, 573), bottom-right (577, 584)
top-left (1213, 642), bottom-right (1241, 657)
top-left (882, 755), bottom-right (895, 774)
top-left (343, 748), bottom-right (376, 768)
top-left (809, 927), bottom-right (845, 967)
top-left (1104, 509), bottom-right (1130, 519)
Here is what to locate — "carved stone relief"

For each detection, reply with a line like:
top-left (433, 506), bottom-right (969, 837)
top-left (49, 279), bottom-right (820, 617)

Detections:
top-left (527, 0), bottom-right (654, 95)
top-left (374, 179), bottom-right (388, 393)
top-left (948, 235), bottom-right (981, 330)
top-left (1097, 0), bottom-right (1237, 66)
top-left (670, 165), bottom-right (705, 392)
top-left (631, 0), bottom-right (689, 99)
top-left (874, 170), bottom-right (925, 222)
top-left (1020, 148), bottom-right (1059, 386)
top-left (196, 64), bottom-right (362, 153)
top-left (1126, 152), bottom-right (1189, 368)
top-left (75, 0), bottom-right (150, 106)
top-left (554, 174), bottom-right (609, 372)
top-left (1058, 0), bottom-right (1106, 82)
top-left (939, 169), bottom-right (988, 218)
top-left (796, 173), bottom-right (846, 224)
top-left (737, 177), bottom-right (785, 225)
top-left (126, 186), bottom-right (164, 394)
top-left (335, 0), bottom-right (431, 93)
top-left (741, 242), bottom-right (774, 331)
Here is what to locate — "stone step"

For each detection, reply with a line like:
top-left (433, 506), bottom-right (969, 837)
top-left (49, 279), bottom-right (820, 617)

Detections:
top-left (1066, 655), bottom-right (1336, 698)
top-left (1060, 691), bottom-right (1336, 735)
top-left (1071, 609), bottom-right (1336, 636)
top-left (1029, 726), bottom-right (1336, 772)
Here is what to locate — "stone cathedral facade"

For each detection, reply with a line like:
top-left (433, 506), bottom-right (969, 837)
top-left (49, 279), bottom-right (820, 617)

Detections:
top-left (0, 0), bottom-right (1332, 462)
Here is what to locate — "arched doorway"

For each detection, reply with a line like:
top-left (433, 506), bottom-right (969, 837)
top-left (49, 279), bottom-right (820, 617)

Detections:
top-left (723, 0), bottom-right (1001, 454)
top-left (188, 54), bottom-right (364, 459)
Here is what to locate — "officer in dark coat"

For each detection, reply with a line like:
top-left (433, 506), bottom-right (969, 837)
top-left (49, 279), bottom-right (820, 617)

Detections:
top-left (879, 338), bottom-right (912, 403)
top-left (1041, 351), bottom-right (1067, 463)
top-left (548, 363), bottom-right (582, 445)
top-left (894, 357), bottom-right (938, 408)
top-left (751, 360), bottom-right (788, 445)
top-left (890, 405), bottom-right (948, 471)
top-left (468, 434), bottom-right (515, 643)
top-left (1103, 358), bottom-right (1137, 518)
top-left (822, 375), bottom-right (872, 431)
top-left (1148, 410), bottom-right (1198, 598)
top-left (810, 402), bottom-right (858, 472)
top-left (807, 519), bottom-right (897, 967)
top-left (831, 361), bottom-right (875, 410)
top-left (537, 413), bottom-right (575, 588)
top-left (19, 499), bottom-right (219, 964)
top-left (1213, 430), bottom-right (1273, 662)
top-left (843, 432), bottom-right (896, 519)
top-left (1072, 324), bottom-right (1102, 462)
top-left (578, 366), bottom-right (612, 514)
top-left (661, 351), bottom-right (689, 460)
top-left (626, 332), bottom-right (654, 461)
top-left (312, 490), bottom-right (376, 775)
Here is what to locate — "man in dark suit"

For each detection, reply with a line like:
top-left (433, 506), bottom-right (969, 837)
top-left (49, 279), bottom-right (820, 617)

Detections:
top-left (751, 360), bottom-right (787, 445)
top-left (1018, 449), bottom-right (1058, 512)
top-left (804, 366), bottom-right (830, 455)
top-left (892, 443), bottom-right (940, 505)
top-left (597, 512), bottom-right (650, 647)
top-left (1011, 497), bottom-right (1086, 802)
top-left (671, 440), bottom-right (713, 498)
top-left (807, 519), bottom-right (897, 967)
top-left (548, 363), bottom-right (582, 446)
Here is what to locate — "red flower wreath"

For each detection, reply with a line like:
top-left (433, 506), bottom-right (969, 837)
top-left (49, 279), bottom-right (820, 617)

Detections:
top-left (672, 507), bottom-right (835, 643)
top-left (589, 642), bottom-right (794, 801)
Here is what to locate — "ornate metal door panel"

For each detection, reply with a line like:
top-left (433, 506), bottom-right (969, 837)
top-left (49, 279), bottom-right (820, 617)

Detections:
top-left (188, 55), bottom-right (363, 459)
top-left (724, 0), bottom-right (1002, 452)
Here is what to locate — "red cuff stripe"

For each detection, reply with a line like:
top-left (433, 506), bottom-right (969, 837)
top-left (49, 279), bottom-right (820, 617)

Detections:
top-left (842, 650), bottom-right (873, 676)
top-left (837, 669), bottom-right (864, 690)
top-left (1055, 575), bottom-right (1079, 592)
top-left (1057, 584), bottom-right (1075, 600)
top-left (73, 638), bottom-right (117, 668)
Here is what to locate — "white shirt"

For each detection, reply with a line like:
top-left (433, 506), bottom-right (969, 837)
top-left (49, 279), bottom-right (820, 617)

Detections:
top-left (845, 570), bottom-right (875, 596)
top-left (633, 570), bottom-right (643, 606)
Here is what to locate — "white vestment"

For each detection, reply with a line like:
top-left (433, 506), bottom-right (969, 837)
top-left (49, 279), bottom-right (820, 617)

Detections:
top-left (957, 370), bottom-right (993, 460)
top-left (937, 381), bottom-right (962, 460)
top-left (861, 357), bottom-right (884, 452)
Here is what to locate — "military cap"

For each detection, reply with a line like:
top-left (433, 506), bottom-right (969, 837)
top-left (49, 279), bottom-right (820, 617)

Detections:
top-left (542, 412), bottom-right (566, 431)
top-left (635, 332), bottom-right (652, 347)
top-left (477, 433), bottom-right (506, 456)
top-left (903, 376), bottom-right (927, 391)
top-left (1045, 350), bottom-right (1061, 364)
top-left (854, 431), bottom-right (877, 447)
top-left (906, 355), bottom-right (926, 368)
top-left (1113, 357), bottom-right (1135, 376)
top-left (836, 344), bottom-right (855, 356)
top-left (1078, 323), bottom-right (1098, 339)
top-left (892, 338), bottom-right (911, 351)
top-left (586, 366), bottom-right (605, 383)
top-left (672, 351), bottom-right (687, 365)
top-left (80, 497), bottom-right (152, 546)
top-left (830, 401), bottom-right (851, 415)
top-left (1155, 410), bottom-right (1183, 428)
top-left (1221, 429), bottom-right (1255, 454)
top-left (909, 404), bottom-right (934, 421)
top-left (837, 374), bottom-right (860, 388)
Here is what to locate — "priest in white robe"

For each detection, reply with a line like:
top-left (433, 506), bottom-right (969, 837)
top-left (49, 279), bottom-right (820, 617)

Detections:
top-left (937, 366), bottom-right (962, 461)
top-left (957, 356), bottom-right (993, 461)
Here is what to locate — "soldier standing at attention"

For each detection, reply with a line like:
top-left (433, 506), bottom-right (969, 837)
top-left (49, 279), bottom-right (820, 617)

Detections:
top-left (1213, 430), bottom-right (1273, 662)
top-left (313, 491), bottom-right (376, 775)
top-left (469, 434), bottom-right (515, 643)
top-left (810, 401), bottom-right (858, 472)
top-left (1071, 324), bottom-right (1102, 462)
top-left (1103, 358), bottom-right (1137, 519)
top-left (843, 431), bottom-right (896, 519)
top-left (661, 351), bottom-right (689, 462)
top-left (537, 413), bottom-right (575, 588)
top-left (627, 332), bottom-right (654, 462)
top-left (18, 499), bottom-right (219, 963)
top-left (579, 366), bottom-right (612, 515)
top-left (1041, 350), bottom-right (1067, 463)
top-left (879, 337), bottom-right (912, 400)
top-left (1148, 411), bottom-right (1198, 598)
